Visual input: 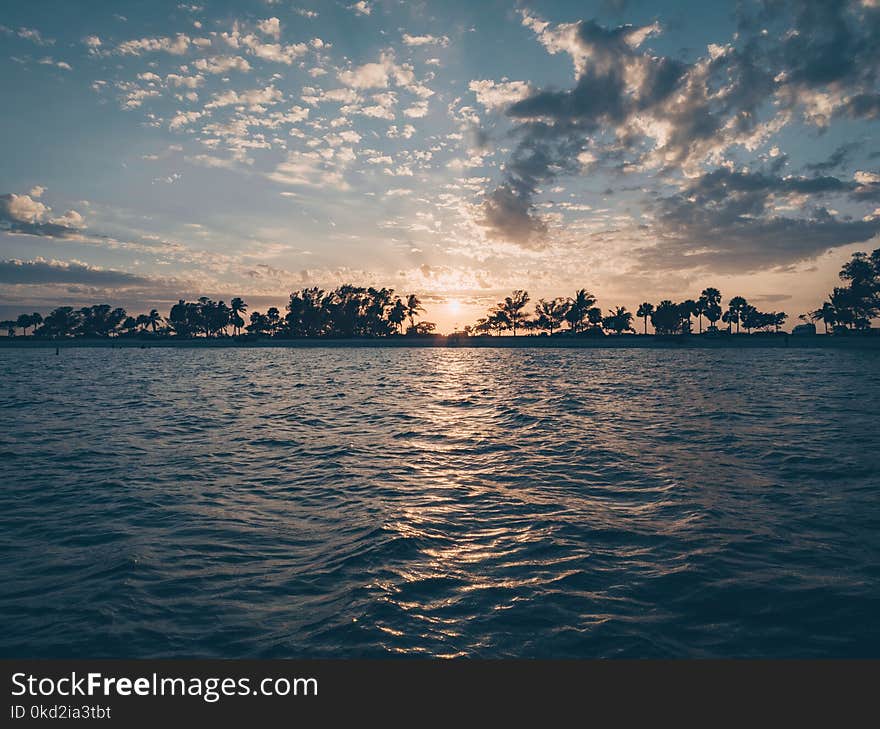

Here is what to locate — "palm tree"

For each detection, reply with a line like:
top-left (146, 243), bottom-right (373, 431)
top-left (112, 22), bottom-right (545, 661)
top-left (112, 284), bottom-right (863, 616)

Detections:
top-left (146, 309), bottom-right (162, 333)
top-left (15, 313), bottom-right (33, 336)
top-left (727, 296), bottom-right (747, 334)
top-left (636, 302), bottom-right (654, 334)
top-left (701, 287), bottom-right (722, 309)
top-left (678, 299), bottom-right (697, 334)
top-left (230, 297), bottom-right (247, 336)
top-left (721, 310), bottom-right (737, 333)
top-left (534, 297), bottom-right (569, 335)
top-left (564, 289), bottom-right (596, 333)
top-left (388, 297), bottom-right (406, 334)
top-left (810, 302), bottom-right (836, 334)
top-left (602, 306), bottom-right (634, 334)
top-left (772, 311), bottom-right (787, 332)
top-left (740, 303), bottom-right (758, 333)
top-left (651, 300), bottom-right (682, 335)
top-left (701, 288), bottom-right (722, 330)
top-left (405, 294), bottom-right (424, 333)
top-left (266, 307), bottom-right (281, 336)
top-left (501, 290), bottom-right (530, 336)
top-left (694, 297), bottom-right (707, 334)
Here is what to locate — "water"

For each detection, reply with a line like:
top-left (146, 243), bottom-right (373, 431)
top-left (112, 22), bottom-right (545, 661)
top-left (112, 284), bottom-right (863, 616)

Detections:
top-left (1, 347), bottom-right (879, 658)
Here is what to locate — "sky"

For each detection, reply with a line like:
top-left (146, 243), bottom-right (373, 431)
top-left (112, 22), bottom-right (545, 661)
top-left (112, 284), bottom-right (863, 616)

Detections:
top-left (1, 0), bottom-right (879, 332)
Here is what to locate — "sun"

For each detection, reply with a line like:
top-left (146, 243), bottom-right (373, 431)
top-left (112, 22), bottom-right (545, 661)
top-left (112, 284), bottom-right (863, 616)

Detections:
top-left (447, 298), bottom-right (462, 315)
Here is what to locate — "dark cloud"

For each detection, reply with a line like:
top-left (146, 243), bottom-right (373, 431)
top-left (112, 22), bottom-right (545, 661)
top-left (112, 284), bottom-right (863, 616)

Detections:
top-left (0, 259), bottom-right (153, 287)
top-left (0, 193), bottom-right (85, 239)
top-left (637, 168), bottom-right (880, 272)
top-left (761, 0), bottom-right (880, 94)
top-left (803, 142), bottom-right (860, 174)
top-left (482, 1), bottom-right (880, 260)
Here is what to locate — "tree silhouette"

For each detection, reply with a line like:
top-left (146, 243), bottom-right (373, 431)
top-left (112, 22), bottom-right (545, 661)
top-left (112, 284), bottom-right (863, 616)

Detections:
top-left (230, 297), bottom-right (247, 336)
top-left (7, 248), bottom-right (877, 341)
top-left (405, 294), bottom-right (424, 333)
top-left (564, 289), bottom-right (596, 333)
top-left (810, 302), bottom-right (836, 334)
top-left (534, 297), bottom-right (569, 335)
top-left (603, 306), bottom-right (634, 334)
top-left (636, 302), bottom-right (654, 334)
top-left (694, 297), bottom-right (707, 334)
top-left (651, 300), bottom-right (682, 335)
top-left (388, 297), bottom-right (406, 334)
top-left (678, 299), bottom-right (696, 334)
top-left (500, 290), bottom-right (530, 336)
top-left (727, 296), bottom-right (747, 334)
top-left (701, 287), bottom-right (722, 331)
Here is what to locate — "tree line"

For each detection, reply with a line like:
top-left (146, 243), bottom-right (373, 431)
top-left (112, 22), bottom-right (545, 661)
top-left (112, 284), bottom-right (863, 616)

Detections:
top-left (467, 287), bottom-right (787, 336)
top-left (807, 247), bottom-right (880, 333)
top-left (1, 247), bottom-right (877, 339)
top-left (0, 287), bottom-right (434, 339)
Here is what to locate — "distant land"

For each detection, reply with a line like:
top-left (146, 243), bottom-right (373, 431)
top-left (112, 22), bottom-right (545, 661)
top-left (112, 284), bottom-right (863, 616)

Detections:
top-left (2, 334), bottom-right (879, 350)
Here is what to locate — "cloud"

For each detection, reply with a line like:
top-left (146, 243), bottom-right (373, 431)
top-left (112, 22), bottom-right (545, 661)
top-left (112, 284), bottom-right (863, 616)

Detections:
top-left (37, 57), bottom-right (73, 70)
top-left (479, 5), bottom-right (880, 247)
top-left (117, 34), bottom-right (192, 55)
top-left (204, 85), bottom-right (283, 111)
top-left (193, 56), bottom-right (251, 74)
top-left (348, 2), bottom-right (371, 16)
top-left (0, 191), bottom-right (87, 239)
top-left (257, 17), bottom-right (281, 40)
top-left (481, 182), bottom-right (548, 247)
top-left (14, 27), bottom-right (54, 46)
top-left (267, 151), bottom-right (352, 190)
top-left (638, 167), bottom-right (880, 272)
top-left (239, 33), bottom-right (307, 65)
top-left (469, 79), bottom-right (533, 111)
top-left (0, 258), bottom-right (152, 287)
top-left (402, 33), bottom-right (449, 47)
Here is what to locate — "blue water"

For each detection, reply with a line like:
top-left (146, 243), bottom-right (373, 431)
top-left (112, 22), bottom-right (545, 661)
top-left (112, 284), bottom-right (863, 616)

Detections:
top-left (1, 347), bottom-right (879, 658)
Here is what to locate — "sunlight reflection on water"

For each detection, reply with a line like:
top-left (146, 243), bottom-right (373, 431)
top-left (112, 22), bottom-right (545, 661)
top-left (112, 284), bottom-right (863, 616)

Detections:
top-left (1, 347), bottom-right (879, 657)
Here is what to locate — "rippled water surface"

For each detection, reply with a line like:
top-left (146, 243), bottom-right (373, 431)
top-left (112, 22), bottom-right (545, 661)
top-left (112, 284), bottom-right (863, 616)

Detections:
top-left (2, 347), bottom-right (879, 658)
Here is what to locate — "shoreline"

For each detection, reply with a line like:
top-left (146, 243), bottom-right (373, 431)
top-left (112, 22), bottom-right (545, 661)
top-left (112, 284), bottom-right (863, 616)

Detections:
top-left (2, 334), bottom-right (879, 350)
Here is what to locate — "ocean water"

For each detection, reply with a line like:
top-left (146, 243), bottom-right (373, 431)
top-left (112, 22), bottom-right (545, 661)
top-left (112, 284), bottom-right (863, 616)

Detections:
top-left (1, 346), bottom-right (879, 658)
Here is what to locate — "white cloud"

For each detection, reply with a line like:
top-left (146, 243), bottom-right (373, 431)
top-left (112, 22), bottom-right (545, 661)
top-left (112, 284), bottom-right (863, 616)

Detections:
top-left (339, 61), bottom-right (391, 89)
top-left (169, 110), bottom-right (204, 130)
top-left (403, 101), bottom-right (429, 118)
top-left (854, 171), bottom-right (880, 184)
top-left (166, 73), bottom-right (204, 88)
top-left (338, 52), bottom-right (416, 91)
top-left (118, 34), bottom-right (191, 55)
top-left (267, 151), bottom-right (351, 189)
top-left (205, 85), bottom-right (284, 111)
top-left (348, 1), bottom-right (371, 16)
top-left (387, 124), bottom-right (416, 139)
top-left (17, 27), bottom-right (53, 46)
top-left (2, 193), bottom-right (49, 223)
top-left (402, 34), bottom-right (450, 47)
top-left (469, 79), bottom-right (532, 110)
top-left (240, 33), bottom-right (307, 65)
top-left (49, 210), bottom-right (86, 229)
top-left (193, 56), bottom-right (251, 74)
top-left (257, 17), bottom-right (281, 40)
